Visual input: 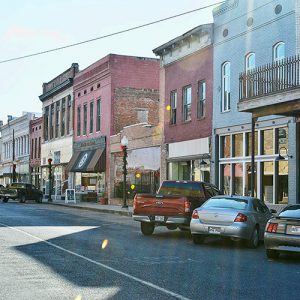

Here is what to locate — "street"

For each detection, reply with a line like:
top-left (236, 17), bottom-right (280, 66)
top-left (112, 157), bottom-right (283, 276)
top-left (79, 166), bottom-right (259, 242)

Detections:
top-left (1, 202), bottom-right (300, 300)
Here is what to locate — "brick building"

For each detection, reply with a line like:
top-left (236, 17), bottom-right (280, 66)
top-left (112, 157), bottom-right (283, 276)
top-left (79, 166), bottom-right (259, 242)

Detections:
top-left (40, 63), bottom-right (79, 199)
top-left (68, 54), bottom-right (159, 201)
top-left (153, 24), bottom-right (214, 182)
top-left (30, 117), bottom-right (43, 189)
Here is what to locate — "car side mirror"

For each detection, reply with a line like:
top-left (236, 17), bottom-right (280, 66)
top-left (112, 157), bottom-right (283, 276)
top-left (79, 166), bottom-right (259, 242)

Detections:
top-left (270, 209), bottom-right (277, 214)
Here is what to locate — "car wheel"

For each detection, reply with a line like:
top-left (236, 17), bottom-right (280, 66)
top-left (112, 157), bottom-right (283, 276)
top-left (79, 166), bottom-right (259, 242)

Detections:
top-left (247, 227), bottom-right (259, 249)
top-left (36, 195), bottom-right (43, 203)
top-left (140, 222), bottom-right (155, 236)
top-left (266, 249), bottom-right (280, 259)
top-left (19, 195), bottom-right (26, 203)
top-left (166, 224), bottom-right (177, 230)
top-left (192, 234), bottom-right (205, 245)
top-left (3, 198), bottom-right (8, 203)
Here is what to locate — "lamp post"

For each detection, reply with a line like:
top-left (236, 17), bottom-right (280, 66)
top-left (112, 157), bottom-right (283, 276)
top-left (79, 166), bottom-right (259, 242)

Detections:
top-left (121, 136), bottom-right (128, 208)
top-left (48, 151), bottom-right (53, 202)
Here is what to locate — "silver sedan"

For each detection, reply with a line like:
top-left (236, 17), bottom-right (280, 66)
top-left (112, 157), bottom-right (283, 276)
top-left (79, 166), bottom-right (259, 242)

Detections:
top-left (264, 204), bottom-right (300, 259)
top-left (190, 196), bottom-right (274, 248)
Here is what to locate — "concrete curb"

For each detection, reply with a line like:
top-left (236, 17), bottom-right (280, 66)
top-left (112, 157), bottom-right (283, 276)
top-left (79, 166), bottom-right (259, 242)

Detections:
top-left (44, 202), bottom-right (133, 217)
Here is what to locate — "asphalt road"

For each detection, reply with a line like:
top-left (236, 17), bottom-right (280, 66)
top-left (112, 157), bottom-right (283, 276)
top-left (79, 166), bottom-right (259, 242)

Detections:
top-left (1, 202), bottom-right (300, 300)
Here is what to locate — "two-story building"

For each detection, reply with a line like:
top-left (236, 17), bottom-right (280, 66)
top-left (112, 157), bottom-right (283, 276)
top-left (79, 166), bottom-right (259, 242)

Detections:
top-left (212, 0), bottom-right (299, 206)
top-left (0, 113), bottom-right (35, 185)
top-left (68, 54), bottom-right (159, 201)
top-left (30, 117), bottom-right (43, 189)
top-left (153, 24), bottom-right (214, 182)
top-left (40, 63), bottom-right (79, 199)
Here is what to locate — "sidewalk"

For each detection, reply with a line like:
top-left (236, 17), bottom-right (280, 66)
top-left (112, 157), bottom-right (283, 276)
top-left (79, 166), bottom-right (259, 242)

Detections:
top-left (43, 198), bottom-right (133, 217)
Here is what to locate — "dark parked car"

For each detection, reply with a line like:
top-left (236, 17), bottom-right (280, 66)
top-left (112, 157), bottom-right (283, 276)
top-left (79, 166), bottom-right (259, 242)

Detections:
top-left (190, 196), bottom-right (274, 248)
top-left (264, 204), bottom-right (300, 259)
top-left (0, 182), bottom-right (43, 203)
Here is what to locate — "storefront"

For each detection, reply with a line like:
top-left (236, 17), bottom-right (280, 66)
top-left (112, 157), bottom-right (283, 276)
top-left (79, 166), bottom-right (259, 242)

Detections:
top-left (67, 137), bottom-right (106, 201)
top-left (217, 122), bottom-right (290, 204)
top-left (167, 137), bottom-right (211, 182)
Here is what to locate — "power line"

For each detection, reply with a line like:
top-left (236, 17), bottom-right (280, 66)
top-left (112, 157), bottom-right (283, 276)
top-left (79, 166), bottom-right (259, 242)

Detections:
top-left (0, 1), bottom-right (224, 64)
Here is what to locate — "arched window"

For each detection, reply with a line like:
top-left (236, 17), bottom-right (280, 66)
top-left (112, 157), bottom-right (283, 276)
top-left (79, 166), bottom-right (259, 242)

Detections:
top-left (273, 42), bottom-right (285, 62)
top-left (245, 52), bottom-right (255, 72)
top-left (221, 62), bottom-right (231, 112)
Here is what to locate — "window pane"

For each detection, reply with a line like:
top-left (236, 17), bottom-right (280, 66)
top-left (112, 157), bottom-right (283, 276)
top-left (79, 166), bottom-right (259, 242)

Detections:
top-left (262, 129), bottom-right (274, 155)
top-left (90, 102), bottom-right (94, 134)
top-left (262, 161), bottom-right (274, 203)
top-left (221, 164), bottom-right (231, 195)
top-left (245, 162), bottom-right (257, 197)
top-left (221, 135), bottom-right (231, 158)
top-left (246, 132), bottom-right (258, 156)
top-left (183, 86), bottom-right (192, 121)
top-left (170, 91), bottom-right (177, 124)
top-left (233, 133), bottom-right (243, 157)
top-left (233, 163), bottom-right (243, 195)
top-left (278, 160), bottom-right (288, 204)
top-left (277, 127), bottom-right (288, 153)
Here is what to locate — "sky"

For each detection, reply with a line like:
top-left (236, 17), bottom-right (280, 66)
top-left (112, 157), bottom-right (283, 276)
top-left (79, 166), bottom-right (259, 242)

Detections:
top-left (0, 0), bottom-right (220, 124)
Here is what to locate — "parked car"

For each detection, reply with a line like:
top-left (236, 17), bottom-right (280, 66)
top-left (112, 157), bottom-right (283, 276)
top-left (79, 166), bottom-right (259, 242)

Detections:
top-left (0, 182), bottom-right (43, 203)
top-left (132, 180), bottom-right (222, 235)
top-left (0, 184), bottom-right (4, 189)
top-left (190, 196), bottom-right (275, 248)
top-left (264, 204), bottom-right (300, 259)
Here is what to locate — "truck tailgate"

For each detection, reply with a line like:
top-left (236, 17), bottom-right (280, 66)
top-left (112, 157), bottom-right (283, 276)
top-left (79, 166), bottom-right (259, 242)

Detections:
top-left (133, 194), bottom-right (187, 216)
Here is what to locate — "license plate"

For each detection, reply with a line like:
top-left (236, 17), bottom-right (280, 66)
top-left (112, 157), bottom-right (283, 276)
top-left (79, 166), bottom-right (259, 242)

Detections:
top-left (208, 227), bottom-right (221, 234)
top-left (155, 216), bottom-right (164, 222)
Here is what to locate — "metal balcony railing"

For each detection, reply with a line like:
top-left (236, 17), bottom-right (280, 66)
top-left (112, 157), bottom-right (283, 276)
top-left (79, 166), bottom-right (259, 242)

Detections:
top-left (239, 55), bottom-right (300, 101)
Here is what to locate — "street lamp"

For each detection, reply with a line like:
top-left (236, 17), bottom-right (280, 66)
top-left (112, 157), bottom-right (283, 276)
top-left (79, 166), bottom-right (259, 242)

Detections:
top-left (48, 151), bottom-right (53, 202)
top-left (121, 136), bottom-right (128, 208)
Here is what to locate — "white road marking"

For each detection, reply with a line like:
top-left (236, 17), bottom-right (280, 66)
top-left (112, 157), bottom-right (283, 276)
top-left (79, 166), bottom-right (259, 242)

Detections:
top-left (0, 222), bottom-right (190, 300)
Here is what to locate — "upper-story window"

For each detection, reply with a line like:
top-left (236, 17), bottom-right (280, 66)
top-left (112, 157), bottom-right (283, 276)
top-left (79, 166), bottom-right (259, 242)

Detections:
top-left (90, 101), bottom-right (94, 134)
top-left (77, 106), bottom-right (81, 137)
top-left (197, 80), bottom-right (206, 119)
top-left (182, 85), bottom-right (192, 122)
top-left (221, 62), bottom-right (231, 112)
top-left (245, 53), bottom-right (255, 72)
top-left (83, 104), bottom-right (87, 135)
top-left (170, 90), bottom-right (177, 125)
top-left (96, 98), bottom-right (101, 132)
top-left (273, 42), bottom-right (285, 62)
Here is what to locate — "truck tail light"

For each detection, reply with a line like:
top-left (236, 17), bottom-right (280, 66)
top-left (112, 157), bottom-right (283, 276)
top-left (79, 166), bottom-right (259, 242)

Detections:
top-left (192, 210), bottom-right (199, 219)
top-left (234, 213), bottom-right (248, 222)
top-left (266, 223), bottom-right (278, 233)
top-left (184, 200), bottom-right (191, 213)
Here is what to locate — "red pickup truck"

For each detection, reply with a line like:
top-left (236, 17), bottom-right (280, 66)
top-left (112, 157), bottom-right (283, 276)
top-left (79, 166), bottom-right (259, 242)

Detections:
top-left (132, 180), bottom-right (222, 235)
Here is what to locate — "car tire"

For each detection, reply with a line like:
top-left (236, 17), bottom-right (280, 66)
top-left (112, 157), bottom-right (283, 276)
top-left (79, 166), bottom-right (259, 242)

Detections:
top-left (166, 224), bottom-right (177, 230)
top-left (192, 234), bottom-right (205, 245)
top-left (19, 195), bottom-right (26, 203)
top-left (266, 249), bottom-right (280, 259)
top-left (3, 198), bottom-right (8, 203)
top-left (141, 222), bottom-right (155, 236)
top-left (36, 195), bottom-right (43, 203)
top-left (247, 227), bottom-right (259, 249)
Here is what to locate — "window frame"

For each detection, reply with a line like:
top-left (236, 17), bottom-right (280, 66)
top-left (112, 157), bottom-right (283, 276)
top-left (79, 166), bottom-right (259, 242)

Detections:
top-left (273, 42), bottom-right (285, 62)
top-left (221, 62), bottom-right (231, 112)
top-left (170, 90), bottom-right (177, 125)
top-left (182, 85), bottom-right (192, 122)
top-left (197, 80), bottom-right (206, 119)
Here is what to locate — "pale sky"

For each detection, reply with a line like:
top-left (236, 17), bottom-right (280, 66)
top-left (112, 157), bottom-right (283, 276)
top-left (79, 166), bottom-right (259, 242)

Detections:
top-left (0, 0), bottom-right (219, 123)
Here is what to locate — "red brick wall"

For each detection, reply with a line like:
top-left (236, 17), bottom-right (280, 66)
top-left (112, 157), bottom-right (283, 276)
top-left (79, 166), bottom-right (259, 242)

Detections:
top-left (113, 87), bottom-right (159, 134)
top-left (164, 46), bottom-right (213, 144)
top-left (30, 117), bottom-right (43, 167)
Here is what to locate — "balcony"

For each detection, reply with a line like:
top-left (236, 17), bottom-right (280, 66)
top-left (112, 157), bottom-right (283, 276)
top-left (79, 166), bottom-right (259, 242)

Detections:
top-left (238, 55), bottom-right (300, 118)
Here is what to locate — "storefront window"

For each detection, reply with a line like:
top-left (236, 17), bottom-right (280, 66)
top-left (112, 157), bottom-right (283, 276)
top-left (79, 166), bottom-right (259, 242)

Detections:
top-left (245, 162), bottom-right (257, 197)
top-left (246, 131), bottom-right (258, 156)
top-left (220, 164), bottom-right (231, 195)
top-left (262, 161), bottom-right (274, 203)
top-left (193, 160), bottom-right (210, 182)
top-left (220, 135), bottom-right (231, 158)
top-left (233, 133), bottom-right (243, 157)
top-left (278, 160), bottom-right (288, 204)
top-left (262, 129), bottom-right (274, 155)
top-left (276, 127), bottom-right (288, 153)
top-left (233, 163), bottom-right (243, 195)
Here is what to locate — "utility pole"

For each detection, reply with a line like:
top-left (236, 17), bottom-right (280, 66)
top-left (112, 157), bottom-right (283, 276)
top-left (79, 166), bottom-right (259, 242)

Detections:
top-left (12, 129), bottom-right (16, 183)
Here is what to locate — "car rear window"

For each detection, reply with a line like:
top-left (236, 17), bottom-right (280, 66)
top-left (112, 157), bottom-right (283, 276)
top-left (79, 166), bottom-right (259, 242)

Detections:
top-left (158, 181), bottom-right (205, 198)
top-left (202, 198), bottom-right (248, 210)
top-left (279, 205), bottom-right (300, 218)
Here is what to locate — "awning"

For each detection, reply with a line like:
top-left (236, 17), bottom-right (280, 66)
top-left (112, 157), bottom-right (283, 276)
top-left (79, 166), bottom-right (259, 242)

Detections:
top-left (67, 148), bottom-right (106, 173)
